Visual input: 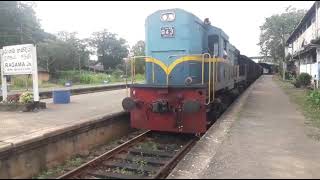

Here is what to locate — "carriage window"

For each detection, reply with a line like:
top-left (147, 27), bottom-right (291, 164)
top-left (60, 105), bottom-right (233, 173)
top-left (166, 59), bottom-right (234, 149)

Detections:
top-left (208, 35), bottom-right (219, 57)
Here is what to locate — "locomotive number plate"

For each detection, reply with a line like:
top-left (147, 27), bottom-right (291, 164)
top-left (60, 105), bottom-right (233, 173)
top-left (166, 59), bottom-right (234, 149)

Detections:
top-left (161, 27), bottom-right (175, 38)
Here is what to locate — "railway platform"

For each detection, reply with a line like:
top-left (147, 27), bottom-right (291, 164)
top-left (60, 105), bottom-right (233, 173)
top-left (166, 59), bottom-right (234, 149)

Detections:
top-left (0, 89), bottom-right (129, 178)
top-left (0, 89), bottom-right (127, 146)
top-left (169, 75), bottom-right (320, 179)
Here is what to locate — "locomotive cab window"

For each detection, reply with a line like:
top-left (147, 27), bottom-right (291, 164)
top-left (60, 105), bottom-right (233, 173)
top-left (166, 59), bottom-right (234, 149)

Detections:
top-left (223, 40), bottom-right (228, 59)
top-left (208, 35), bottom-right (219, 57)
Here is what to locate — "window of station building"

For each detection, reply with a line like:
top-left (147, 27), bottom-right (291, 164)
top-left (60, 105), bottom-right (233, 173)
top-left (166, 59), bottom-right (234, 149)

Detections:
top-left (312, 50), bottom-right (317, 63)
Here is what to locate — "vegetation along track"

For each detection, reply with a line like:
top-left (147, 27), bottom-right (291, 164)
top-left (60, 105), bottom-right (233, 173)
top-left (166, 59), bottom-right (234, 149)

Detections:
top-left (57, 131), bottom-right (198, 179)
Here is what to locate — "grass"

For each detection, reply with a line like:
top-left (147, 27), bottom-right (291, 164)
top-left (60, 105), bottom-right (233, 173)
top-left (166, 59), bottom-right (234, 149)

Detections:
top-left (34, 156), bottom-right (84, 179)
top-left (136, 141), bottom-right (158, 151)
top-left (274, 75), bottom-right (320, 140)
top-left (56, 70), bottom-right (119, 85)
top-left (112, 167), bottom-right (134, 175)
top-left (4, 70), bottom-right (145, 91)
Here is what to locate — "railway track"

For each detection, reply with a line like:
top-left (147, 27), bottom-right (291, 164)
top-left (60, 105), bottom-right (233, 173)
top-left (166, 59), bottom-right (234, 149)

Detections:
top-left (57, 131), bottom-right (197, 179)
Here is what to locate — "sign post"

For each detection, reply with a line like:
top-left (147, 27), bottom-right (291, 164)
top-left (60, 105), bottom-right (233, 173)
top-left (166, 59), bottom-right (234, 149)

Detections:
top-left (0, 49), bottom-right (8, 101)
top-left (32, 45), bottom-right (39, 101)
top-left (1, 44), bottom-right (39, 102)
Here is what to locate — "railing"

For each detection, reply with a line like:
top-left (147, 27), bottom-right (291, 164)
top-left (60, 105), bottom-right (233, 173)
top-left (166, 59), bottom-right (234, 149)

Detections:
top-left (168, 53), bottom-right (214, 104)
top-left (130, 56), bottom-right (153, 84)
top-left (128, 54), bottom-right (217, 104)
top-left (125, 56), bottom-right (154, 97)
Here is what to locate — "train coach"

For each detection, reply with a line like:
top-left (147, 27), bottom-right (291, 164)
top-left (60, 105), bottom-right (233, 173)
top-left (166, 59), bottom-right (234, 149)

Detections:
top-left (122, 8), bottom-right (262, 135)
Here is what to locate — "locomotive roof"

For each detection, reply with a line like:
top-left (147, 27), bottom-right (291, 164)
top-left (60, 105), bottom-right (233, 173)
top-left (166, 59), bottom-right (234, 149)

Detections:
top-left (146, 8), bottom-right (229, 40)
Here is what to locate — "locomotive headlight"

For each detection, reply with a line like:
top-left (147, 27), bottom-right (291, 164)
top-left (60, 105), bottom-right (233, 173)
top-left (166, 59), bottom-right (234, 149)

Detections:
top-left (161, 14), bottom-right (168, 21)
top-left (168, 13), bottom-right (175, 21)
top-left (160, 12), bottom-right (175, 22)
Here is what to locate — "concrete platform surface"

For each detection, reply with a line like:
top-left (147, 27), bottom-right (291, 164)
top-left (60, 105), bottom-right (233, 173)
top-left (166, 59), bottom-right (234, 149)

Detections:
top-left (169, 75), bottom-right (320, 179)
top-left (0, 89), bottom-right (127, 146)
top-left (5, 81), bottom-right (126, 96)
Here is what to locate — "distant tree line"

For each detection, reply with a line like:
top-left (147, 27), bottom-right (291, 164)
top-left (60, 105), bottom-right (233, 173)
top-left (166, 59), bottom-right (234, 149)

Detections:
top-left (0, 1), bottom-right (146, 76)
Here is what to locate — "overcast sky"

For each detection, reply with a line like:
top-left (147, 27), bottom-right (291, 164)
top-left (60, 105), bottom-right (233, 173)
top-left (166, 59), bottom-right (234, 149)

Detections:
top-left (33, 1), bottom-right (314, 58)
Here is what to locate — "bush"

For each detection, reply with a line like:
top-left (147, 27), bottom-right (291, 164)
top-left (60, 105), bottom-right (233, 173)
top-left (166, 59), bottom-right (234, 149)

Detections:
top-left (56, 70), bottom-right (111, 85)
top-left (19, 92), bottom-right (34, 104)
top-left (112, 69), bottom-right (123, 79)
top-left (6, 94), bottom-right (20, 104)
top-left (285, 71), bottom-right (295, 80)
top-left (297, 73), bottom-right (312, 87)
top-left (292, 79), bottom-right (301, 88)
top-left (308, 90), bottom-right (320, 106)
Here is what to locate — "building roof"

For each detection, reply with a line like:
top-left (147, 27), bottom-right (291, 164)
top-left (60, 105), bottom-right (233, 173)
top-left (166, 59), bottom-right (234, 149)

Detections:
top-left (286, 1), bottom-right (318, 45)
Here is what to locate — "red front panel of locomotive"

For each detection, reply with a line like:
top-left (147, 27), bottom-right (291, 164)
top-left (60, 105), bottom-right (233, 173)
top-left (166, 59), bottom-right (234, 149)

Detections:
top-left (130, 87), bottom-right (207, 134)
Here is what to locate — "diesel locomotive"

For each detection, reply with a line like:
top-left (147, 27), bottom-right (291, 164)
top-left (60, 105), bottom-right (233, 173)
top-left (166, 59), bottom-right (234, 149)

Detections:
top-left (122, 8), bottom-right (262, 134)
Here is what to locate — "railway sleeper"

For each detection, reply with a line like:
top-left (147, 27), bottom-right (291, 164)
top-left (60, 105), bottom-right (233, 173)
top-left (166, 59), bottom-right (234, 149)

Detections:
top-left (113, 153), bottom-right (169, 166)
top-left (129, 149), bottom-right (174, 158)
top-left (102, 161), bottom-right (158, 175)
top-left (87, 171), bottom-right (148, 179)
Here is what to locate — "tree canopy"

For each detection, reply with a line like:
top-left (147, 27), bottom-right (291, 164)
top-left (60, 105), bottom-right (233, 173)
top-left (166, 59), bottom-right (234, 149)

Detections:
top-left (89, 29), bottom-right (129, 71)
top-left (0, 2), bottom-right (131, 76)
top-left (0, 1), bottom-right (52, 48)
top-left (131, 40), bottom-right (145, 74)
top-left (37, 31), bottom-right (91, 75)
top-left (258, 7), bottom-right (307, 63)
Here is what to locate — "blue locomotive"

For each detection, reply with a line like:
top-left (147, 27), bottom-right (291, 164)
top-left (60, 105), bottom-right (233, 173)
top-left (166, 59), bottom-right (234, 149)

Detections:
top-left (122, 8), bottom-right (262, 134)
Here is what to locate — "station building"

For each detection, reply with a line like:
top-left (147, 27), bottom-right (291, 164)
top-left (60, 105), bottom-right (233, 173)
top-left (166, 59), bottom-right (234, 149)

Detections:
top-left (286, 1), bottom-right (320, 84)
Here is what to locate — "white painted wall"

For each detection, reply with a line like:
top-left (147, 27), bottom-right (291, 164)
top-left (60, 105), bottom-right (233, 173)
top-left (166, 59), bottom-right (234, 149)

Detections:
top-left (292, 19), bottom-right (317, 54)
top-left (300, 62), bottom-right (319, 80)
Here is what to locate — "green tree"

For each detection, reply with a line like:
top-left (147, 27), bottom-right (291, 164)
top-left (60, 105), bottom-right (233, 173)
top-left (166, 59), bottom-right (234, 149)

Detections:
top-left (89, 29), bottom-right (129, 71)
top-left (258, 7), bottom-right (306, 63)
top-left (37, 31), bottom-right (90, 75)
top-left (0, 1), bottom-right (49, 48)
top-left (131, 40), bottom-right (145, 74)
top-left (56, 31), bottom-right (90, 71)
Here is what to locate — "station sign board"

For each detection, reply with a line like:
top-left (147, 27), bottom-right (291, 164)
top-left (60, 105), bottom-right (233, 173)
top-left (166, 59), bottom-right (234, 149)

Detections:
top-left (1, 44), bottom-right (39, 102)
top-left (2, 44), bottom-right (34, 75)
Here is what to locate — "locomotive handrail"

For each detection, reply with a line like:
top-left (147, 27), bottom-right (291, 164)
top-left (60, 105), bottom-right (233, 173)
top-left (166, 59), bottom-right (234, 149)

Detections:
top-left (167, 53), bottom-right (206, 85)
top-left (167, 53), bottom-right (214, 104)
top-left (131, 54), bottom-right (216, 104)
top-left (125, 56), bottom-right (154, 97)
top-left (129, 56), bottom-right (154, 84)
top-left (202, 53), bottom-right (213, 105)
